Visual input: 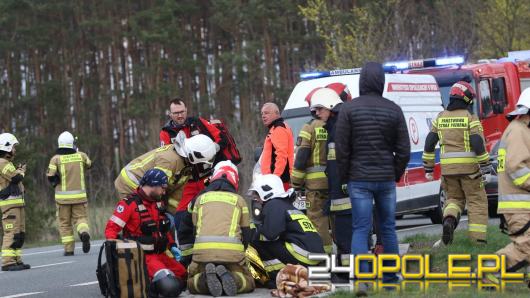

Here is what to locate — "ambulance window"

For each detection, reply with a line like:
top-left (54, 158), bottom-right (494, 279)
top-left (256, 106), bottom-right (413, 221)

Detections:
top-left (285, 116), bottom-right (312, 142)
top-left (479, 79), bottom-right (493, 118)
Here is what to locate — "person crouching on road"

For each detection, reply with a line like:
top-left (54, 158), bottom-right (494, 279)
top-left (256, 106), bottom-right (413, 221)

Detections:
top-left (105, 169), bottom-right (186, 297)
top-left (250, 174), bottom-right (324, 286)
top-left (178, 161), bottom-right (255, 296)
top-left (484, 88), bottom-right (530, 287)
top-left (47, 131), bottom-right (92, 256)
top-left (0, 133), bottom-right (30, 271)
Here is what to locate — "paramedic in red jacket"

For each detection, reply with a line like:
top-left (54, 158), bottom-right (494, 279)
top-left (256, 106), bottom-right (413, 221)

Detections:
top-left (260, 102), bottom-right (294, 190)
top-left (105, 169), bottom-right (186, 298)
top-left (160, 98), bottom-right (227, 224)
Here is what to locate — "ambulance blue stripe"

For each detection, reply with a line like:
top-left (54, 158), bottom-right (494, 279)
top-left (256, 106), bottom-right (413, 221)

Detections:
top-left (407, 149), bottom-right (440, 169)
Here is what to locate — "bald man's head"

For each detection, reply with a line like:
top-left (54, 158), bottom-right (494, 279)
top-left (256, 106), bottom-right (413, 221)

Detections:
top-left (261, 102), bottom-right (281, 126)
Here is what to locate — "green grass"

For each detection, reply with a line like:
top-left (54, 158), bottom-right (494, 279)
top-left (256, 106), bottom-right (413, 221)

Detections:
top-left (326, 228), bottom-right (530, 297)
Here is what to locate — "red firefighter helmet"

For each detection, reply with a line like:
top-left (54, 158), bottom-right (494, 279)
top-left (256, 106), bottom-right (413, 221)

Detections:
top-left (211, 160), bottom-right (239, 191)
top-left (326, 82), bottom-right (352, 102)
top-left (305, 87), bottom-right (323, 107)
top-left (449, 81), bottom-right (476, 104)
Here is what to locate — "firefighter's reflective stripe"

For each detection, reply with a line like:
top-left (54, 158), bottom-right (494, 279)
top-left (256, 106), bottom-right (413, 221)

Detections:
top-left (497, 147), bottom-right (506, 173)
top-left (0, 198), bottom-right (24, 207)
top-left (121, 168), bottom-right (140, 189)
top-left (299, 131), bottom-right (311, 141)
top-left (154, 166), bottom-right (173, 180)
top-left (327, 142), bottom-right (336, 160)
top-left (313, 128), bottom-right (327, 165)
top-left (291, 169), bottom-right (305, 179)
top-left (263, 259), bottom-right (285, 272)
top-left (2, 163), bottom-right (15, 175)
top-left (55, 190), bottom-right (87, 200)
top-left (60, 164), bottom-right (67, 191)
top-left (48, 164), bottom-right (57, 171)
top-left (199, 192), bottom-right (238, 206)
top-left (180, 244), bottom-right (193, 256)
top-left (110, 215), bottom-right (126, 227)
top-left (193, 242), bottom-right (244, 252)
top-left (330, 197), bottom-right (352, 212)
top-left (80, 161), bottom-right (85, 190)
top-left (444, 202), bottom-right (462, 214)
top-left (422, 152), bottom-right (435, 161)
top-left (76, 223), bottom-right (89, 233)
top-left (510, 167), bottom-right (530, 187)
top-left (234, 271), bottom-right (247, 290)
top-left (464, 131), bottom-right (470, 152)
top-left (469, 120), bottom-right (482, 130)
top-left (440, 152), bottom-right (481, 165)
top-left (285, 243), bottom-right (320, 265)
top-left (468, 223), bottom-right (487, 233)
top-left (229, 208), bottom-right (240, 237)
top-left (2, 249), bottom-right (17, 257)
top-left (498, 193), bottom-right (530, 210)
top-left (476, 152), bottom-right (489, 163)
top-left (168, 198), bottom-right (178, 210)
top-left (61, 235), bottom-right (75, 244)
top-left (341, 254), bottom-right (351, 266)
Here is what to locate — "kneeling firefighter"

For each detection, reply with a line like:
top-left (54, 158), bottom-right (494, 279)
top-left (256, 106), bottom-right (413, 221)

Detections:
top-left (105, 169), bottom-right (186, 297)
top-left (250, 174), bottom-right (324, 284)
top-left (178, 161), bottom-right (255, 296)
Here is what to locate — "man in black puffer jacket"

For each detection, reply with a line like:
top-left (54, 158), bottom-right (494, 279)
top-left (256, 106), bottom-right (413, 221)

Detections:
top-left (335, 62), bottom-right (410, 285)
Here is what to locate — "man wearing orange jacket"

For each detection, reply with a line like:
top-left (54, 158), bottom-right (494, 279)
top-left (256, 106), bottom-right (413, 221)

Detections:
top-left (260, 102), bottom-right (294, 191)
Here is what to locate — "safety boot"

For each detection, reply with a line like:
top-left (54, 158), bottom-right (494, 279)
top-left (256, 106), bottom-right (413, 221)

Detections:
top-left (216, 265), bottom-right (237, 296)
top-left (17, 262), bottom-right (31, 269)
top-left (205, 263), bottom-right (223, 297)
top-left (442, 216), bottom-right (457, 245)
top-left (80, 232), bottom-right (91, 253)
top-left (1, 263), bottom-right (27, 271)
top-left (64, 251), bottom-right (74, 256)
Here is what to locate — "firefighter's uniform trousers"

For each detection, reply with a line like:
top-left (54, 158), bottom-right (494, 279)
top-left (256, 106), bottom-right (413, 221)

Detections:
top-left (48, 151), bottom-right (92, 253)
top-left (423, 109), bottom-right (490, 242)
top-left (1, 206), bottom-right (25, 266)
top-left (291, 119), bottom-right (333, 253)
top-left (56, 203), bottom-right (89, 253)
top-left (1, 158), bottom-right (26, 267)
top-left (442, 175), bottom-right (488, 241)
top-left (495, 118), bottom-right (530, 270)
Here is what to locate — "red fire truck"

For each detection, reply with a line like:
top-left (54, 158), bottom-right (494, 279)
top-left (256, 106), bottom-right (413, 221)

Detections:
top-left (385, 51), bottom-right (530, 214)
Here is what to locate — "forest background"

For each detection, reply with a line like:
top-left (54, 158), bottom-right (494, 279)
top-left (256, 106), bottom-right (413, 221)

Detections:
top-left (0, 0), bottom-right (528, 242)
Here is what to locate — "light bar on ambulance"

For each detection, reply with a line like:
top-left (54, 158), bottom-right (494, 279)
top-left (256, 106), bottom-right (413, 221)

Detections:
top-left (384, 55), bottom-right (464, 70)
top-left (299, 65), bottom-right (397, 80)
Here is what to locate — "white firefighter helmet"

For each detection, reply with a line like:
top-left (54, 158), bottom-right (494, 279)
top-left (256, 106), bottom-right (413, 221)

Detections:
top-left (310, 87), bottom-right (342, 111)
top-left (508, 87), bottom-right (530, 117)
top-left (0, 133), bottom-right (19, 152)
top-left (249, 174), bottom-right (290, 201)
top-left (182, 134), bottom-right (218, 165)
top-left (58, 131), bottom-right (75, 149)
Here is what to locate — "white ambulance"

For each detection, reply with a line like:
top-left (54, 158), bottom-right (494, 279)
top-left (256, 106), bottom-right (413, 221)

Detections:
top-left (282, 68), bottom-right (445, 223)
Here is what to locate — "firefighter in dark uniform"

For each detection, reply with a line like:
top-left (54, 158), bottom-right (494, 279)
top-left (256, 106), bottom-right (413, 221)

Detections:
top-left (249, 174), bottom-right (324, 283)
top-left (423, 81), bottom-right (492, 245)
top-left (291, 87), bottom-right (333, 254)
top-left (178, 161), bottom-right (255, 296)
top-left (105, 169), bottom-right (186, 297)
top-left (0, 133), bottom-right (30, 271)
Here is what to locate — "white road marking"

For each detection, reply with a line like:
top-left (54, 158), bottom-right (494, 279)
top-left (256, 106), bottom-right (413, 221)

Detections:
top-left (69, 281), bottom-right (99, 287)
top-left (0, 292), bottom-right (45, 298)
top-left (31, 261), bottom-right (75, 269)
top-left (397, 218), bottom-right (468, 233)
top-left (24, 241), bottom-right (104, 256)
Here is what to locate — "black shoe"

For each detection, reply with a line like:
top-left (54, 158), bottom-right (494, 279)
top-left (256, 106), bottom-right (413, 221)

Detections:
top-left (264, 279), bottom-right (277, 289)
top-left (216, 265), bottom-right (237, 296)
top-left (1, 264), bottom-right (26, 271)
top-left (80, 232), bottom-right (91, 253)
top-left (64, 251), bottom-right (74, 256)
top-left (205, 263), bottom-right (223, 297)
top-left (17, 262), bottom-right (31, 270)
top-left (442, 216), bottom-right (456, 245)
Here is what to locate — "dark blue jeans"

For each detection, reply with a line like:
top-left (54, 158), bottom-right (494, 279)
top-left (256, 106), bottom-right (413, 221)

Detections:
top-left (348, 181), bottom-right (399, 282)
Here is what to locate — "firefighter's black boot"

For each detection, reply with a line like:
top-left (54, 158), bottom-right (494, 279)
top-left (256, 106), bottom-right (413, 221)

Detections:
top-left (205, 263), bottom-right (223, 297)
top-left (442, 216), bottom-right (456, 245)
top-left (216, 265), bottom-right (237, 296)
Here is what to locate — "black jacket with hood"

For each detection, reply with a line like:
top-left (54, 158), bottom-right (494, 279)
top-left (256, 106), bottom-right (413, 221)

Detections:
top-left (335, 62), bottom-right (411, 183)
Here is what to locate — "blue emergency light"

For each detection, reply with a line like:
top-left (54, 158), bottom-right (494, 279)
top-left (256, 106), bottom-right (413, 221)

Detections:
top-left (384, 55), bottom-right (465, 70)
top-left (300, 65), bottom-right (397, 80)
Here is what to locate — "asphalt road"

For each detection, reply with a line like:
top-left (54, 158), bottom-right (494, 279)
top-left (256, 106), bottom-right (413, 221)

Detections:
top-left (0, 215), bottom-right (497, 298)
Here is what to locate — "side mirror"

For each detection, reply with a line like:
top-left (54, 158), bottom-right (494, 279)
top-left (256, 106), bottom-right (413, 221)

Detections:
top-left (254, 146), bottom-right (263, 162)
top-left (493, 102), bottom-right (504, 114)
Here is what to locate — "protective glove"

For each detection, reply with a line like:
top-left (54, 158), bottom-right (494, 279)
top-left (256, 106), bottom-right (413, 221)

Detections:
top-left (251, 200), bottom-right (264, 225)
top-left (341, 184), bottom-right (348, 194)
top-left (425, 173), bottom-right (434, 181)
top-left (170, 245), bottom-right (182, 261)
